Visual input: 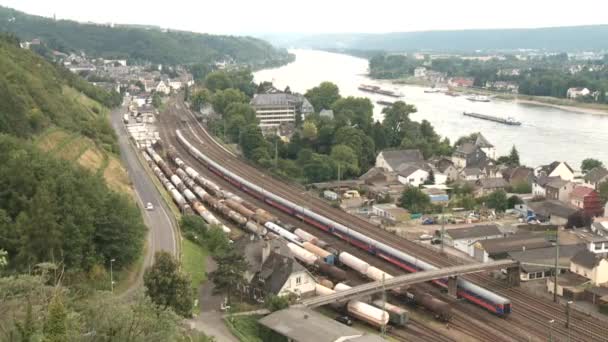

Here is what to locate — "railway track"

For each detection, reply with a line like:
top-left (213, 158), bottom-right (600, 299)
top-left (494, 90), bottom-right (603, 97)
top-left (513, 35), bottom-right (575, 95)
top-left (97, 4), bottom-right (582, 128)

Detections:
top-left (158, 96), bottom-right (608, 341)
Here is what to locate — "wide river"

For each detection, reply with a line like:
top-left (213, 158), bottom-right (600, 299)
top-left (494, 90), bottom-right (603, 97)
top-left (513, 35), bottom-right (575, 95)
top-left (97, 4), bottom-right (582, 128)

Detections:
top-left (254, 49), bottom-right (608, 168)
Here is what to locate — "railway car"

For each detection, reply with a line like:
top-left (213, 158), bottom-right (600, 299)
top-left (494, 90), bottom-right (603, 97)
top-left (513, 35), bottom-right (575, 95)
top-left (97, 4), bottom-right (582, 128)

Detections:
top-left (371, 300), bottom-right (409, 327)
top-left (286, 242), bottom-right (317, 265)
top-left (264, 222), bottom-right (302, 243)
top-left (405, 287), bottom-right (452, 322)
top-left (314, 260), bottom-right (347, 281)
top-left (302, 242), bottom-right (335, 264)
top-left (176, 130), bottom-right (512, 316)
top-left (338, 252), bottom-right (370, 274)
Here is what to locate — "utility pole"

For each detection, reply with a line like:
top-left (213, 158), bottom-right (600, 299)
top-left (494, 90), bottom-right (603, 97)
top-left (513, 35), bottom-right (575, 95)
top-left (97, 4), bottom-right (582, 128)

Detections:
top-left (440, 205), bottom-right (446, 255)
top-left (380, 273), bottom-right (386, 337)
top-left (110, 258), bottom-right (115, 293)
top-left (337, 163), bottom-right (341, 184)
top-left (274, 133), bottom-right (278, 168)
top-left (553, 229), bottom-right (560, 303)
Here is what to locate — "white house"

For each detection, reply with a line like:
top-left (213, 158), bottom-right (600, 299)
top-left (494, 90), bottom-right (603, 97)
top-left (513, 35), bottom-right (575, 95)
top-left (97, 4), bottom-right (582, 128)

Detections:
top-left (535, 161), bottom-right (575, 181)
top-left (444, 225), bottom-right (503, 257)
top-left (375, 149), bottom-right (424, 172)
top-left (397, 165), bottom-right (429, 187)
top-left (155, 80), bottom-right (171, 95)
top-left (570, 246), bottom-right (608, 286)
top-left (567, 87), bottom-right (591, 99)
top-left (168, 80), bottom-right (182, 91)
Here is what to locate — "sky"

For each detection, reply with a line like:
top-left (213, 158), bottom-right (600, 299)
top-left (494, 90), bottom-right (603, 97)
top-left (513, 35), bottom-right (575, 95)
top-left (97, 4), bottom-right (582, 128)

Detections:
top-left (2, 0), bottom-right (607, 35)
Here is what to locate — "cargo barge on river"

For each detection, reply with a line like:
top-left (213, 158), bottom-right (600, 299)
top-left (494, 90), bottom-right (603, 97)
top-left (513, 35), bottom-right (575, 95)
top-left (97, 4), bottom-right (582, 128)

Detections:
top-left (359, 84), bottom-right (403, 98)
top-left (463, 112), bottom-right (521, 126)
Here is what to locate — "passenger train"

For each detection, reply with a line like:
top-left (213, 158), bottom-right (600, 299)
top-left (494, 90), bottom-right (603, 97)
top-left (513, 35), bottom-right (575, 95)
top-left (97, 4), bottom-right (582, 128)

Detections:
top-left (176, 130), bottom-right (511, 315)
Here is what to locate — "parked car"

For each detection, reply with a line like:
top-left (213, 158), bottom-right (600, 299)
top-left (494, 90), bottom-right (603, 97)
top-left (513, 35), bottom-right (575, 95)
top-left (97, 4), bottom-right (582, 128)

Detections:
top-left (146, 202), bottom-right (154, 210)
top-left (335, 315), bottom-right (353, 326)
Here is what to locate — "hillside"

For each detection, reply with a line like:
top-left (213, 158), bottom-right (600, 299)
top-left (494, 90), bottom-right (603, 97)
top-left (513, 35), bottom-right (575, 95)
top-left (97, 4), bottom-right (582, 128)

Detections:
top-left (0, 6), bottom-right (293, 67)
top-left (270, 25), bottom-right (608, 52)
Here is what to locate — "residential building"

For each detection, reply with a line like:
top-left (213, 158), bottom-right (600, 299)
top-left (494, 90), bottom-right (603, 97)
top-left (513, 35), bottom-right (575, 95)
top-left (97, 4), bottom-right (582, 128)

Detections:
top-left (431, 157), bottom-right (459, 183)
top-left (452, 142), bottom-right (487, 170)
top-left (545, 179), bottom-right (576, 202)
top-left (567, 87), bottom-right (591, 99)
top-left (475, 177), bottom-right (509, 196)
top-left (155, 80), bottom-right (170, 95)
top-left (535, 161), bottom-right (575, 181)
top-left (359, 167), bottom-right (398, 185)
top-left (474, 233), bottom-right (553, 262)
top-left (444, 225), bottom-right (503, 257)
top-left (509, 244), bottom-right (585, 281)
top-left (570, 186), bottom-right (604, 217)
top-left (448, 77), bottom-right (475, 88)
top-left (502, 166), bottom-right (534, 186)
top-left (414, 67), bottom-right (427, 78)
top-left (532, 176), bottom-right (561, 198)
top-left (527, 200), bottom-right (580, 226)
top-left (461, 167), bottom-right (484, 181)
top-left (583, 167), bottom-right (608, 190)
top-left (236, 238), bottom-right (316, 301)
top-left (591, 219), bottom-right (608, 237)
top-left (371, 203), bottom-right (410, 223)
top-left (250, 93), bottom-right (313, 129)
top-left (396, 164), bottom-right (429, 187)
top-left (474, 134), bottom-right (496, 160)
top-left (375, 149), bottom-right (424, 172)
top-left (570, 248), bottom-right (608, 286)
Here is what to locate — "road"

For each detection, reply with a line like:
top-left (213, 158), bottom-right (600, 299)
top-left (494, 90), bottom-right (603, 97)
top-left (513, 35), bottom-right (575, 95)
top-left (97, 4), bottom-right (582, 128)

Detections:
top-left (109, 104), bottom-right (178, 291)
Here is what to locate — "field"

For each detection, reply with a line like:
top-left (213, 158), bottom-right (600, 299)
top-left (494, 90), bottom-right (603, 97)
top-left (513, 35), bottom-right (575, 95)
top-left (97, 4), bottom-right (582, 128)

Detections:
top-left (181, 238), bottom-right (208, 292)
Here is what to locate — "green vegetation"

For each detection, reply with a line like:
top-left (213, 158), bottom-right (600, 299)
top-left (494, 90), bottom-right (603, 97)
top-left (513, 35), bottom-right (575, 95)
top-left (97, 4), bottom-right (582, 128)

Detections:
top-left (0, 135), bottom-right (145, 273)
top-left (581, 158), bottom-right (604, 174)
top-left (0, 274), bottom-right (197, 341)
top-left (399, 187), bottom-right (431, 213)
top-left (0, 6), bottom-right (293, 67)
top-left (181, 238), bottom-right (208, 293)
top-left (496, 146), bottom-right (520, 167)
top-left (144, 251), bottom-right (193, 317)
top-left (224, 315), bottom-right (286, 342)
top-left (0, 35), bottom-right (119, 152)
top-left (210, 249), bottom-right (248, 305)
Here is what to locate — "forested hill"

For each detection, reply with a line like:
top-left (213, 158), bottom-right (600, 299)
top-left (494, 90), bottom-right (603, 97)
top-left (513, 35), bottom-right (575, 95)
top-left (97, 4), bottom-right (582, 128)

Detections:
top-left (277, 25), bottom-right (608, 52)
top-left (0, 6), bottom-right (293, 67)
top-left (0, 34), bottom-right (120, 150)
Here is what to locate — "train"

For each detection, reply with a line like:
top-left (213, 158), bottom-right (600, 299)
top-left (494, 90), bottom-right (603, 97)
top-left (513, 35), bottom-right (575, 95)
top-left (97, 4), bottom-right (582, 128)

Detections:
top-left (404, 286), bottom-right (452, 322)
top-left (176, 129), bottom-right (512, 316)
top-left (316, 284), bottom-right (389, 328)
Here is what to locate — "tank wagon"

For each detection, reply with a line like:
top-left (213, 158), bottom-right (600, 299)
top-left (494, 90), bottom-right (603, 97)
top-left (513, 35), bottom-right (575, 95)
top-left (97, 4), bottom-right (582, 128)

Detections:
top-left (176, 130), bottom-right (511, 316)
top-left (371, 300), bottom-right (409, 327)
top-left (405, 287), bottom-right (452, 322)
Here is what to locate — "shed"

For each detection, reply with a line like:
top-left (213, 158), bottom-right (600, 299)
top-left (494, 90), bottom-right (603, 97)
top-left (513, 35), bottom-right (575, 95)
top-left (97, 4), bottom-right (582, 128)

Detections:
top-left (508, 244), bottom-right (585, 281)
top-left (444, 225), bottom-right (503, 257)
top-left (474, 233), bottom-right (553, 262)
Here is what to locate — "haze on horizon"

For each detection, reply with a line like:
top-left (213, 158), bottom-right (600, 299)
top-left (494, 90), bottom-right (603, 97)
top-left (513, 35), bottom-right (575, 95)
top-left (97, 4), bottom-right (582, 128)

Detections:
top-left (2, 0), bottom-right (608, 36)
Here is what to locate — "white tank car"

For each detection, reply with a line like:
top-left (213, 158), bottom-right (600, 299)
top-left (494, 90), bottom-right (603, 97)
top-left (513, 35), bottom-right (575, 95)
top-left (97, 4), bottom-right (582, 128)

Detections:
top-left (365, 266), bottom-right (394, 282)
top-left (264, 222), bottom-right (301, 243)
top-left (339, 252), bottom-right (370, 274)
top-left (286, 243), bottom-right (317, 265)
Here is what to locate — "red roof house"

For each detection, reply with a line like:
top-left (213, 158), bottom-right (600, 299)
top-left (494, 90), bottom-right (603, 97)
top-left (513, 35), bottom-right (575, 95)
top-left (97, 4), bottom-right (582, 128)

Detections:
top-left (570, 186), bottom-right (603, 217)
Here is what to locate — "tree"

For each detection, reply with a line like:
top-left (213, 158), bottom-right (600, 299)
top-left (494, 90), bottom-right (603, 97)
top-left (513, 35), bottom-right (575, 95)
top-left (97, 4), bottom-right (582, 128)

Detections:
top-left (211, 88), bottom-right (248, 114)
top-left (507, 195), bottom-right (524, 209)
top-left (381, 101), bottom-right (417, 147)
top-left (304, 82), bottom-right (341, 112)
top-left (144, 251), bottom-right (193, 317)
top-left (152, 93), bottom-right (162, 108)
top-left (511, 181), bottom-right (532, 194)
top-left (264, 294), bottom-right (290, 312)
top-left (399, 187), bottom-right (431, 213)
top-left (508, 146), bottom-right (520, 166)
top-left (331, 97), bottom-right (374, 132)
top-left (301, 121), bottom-right (318, 140)
top-left (44, 295), bottom-right (67, 342)
top-left (599, 180), bottom-right (608, 203)
top-left (191, 88), bottom-right (212, 112)
top-left (204, 71), bottom-right (232, 92)
top-left (210, 249), bottom-right (248, 304)
top-left (485, 190), bottom-right (508, 212)
top-left (240, 124), bottom-right (268, 159)
top-left (581, 158), bottom-right (604, 174)
top-left (334, 126), bottom-right (376, 171)
top-left (330, 144), bottom-right (360, 178)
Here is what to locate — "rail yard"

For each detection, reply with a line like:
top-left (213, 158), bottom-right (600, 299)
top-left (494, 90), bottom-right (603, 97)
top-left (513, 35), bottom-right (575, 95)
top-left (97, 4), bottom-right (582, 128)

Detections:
top-left (153, 95), bottom-right (608, 341)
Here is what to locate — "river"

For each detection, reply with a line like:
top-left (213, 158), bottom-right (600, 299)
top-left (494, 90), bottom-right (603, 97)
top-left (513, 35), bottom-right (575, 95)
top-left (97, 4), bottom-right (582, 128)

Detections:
top-left (254, 49), bottom-right (608, 168)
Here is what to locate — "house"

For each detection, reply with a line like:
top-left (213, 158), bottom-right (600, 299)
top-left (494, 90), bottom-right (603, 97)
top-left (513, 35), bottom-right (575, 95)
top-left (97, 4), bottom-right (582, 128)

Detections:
top-left (474, 233), bottom-right (553, 262)
top-left (502, 166), bottom-right (534, 187)
top-left (527, 200), bottom-right (580, 225)
top-left (485, 81), bottom-right (519, 94)
top-left (371, 203), bottom-right (410, 223)
top-left (570, 186), bottom-right (604, 217)
top-left (359, 167), bottom-right (397, 185)
top-left (452, 142), bottom-right (487, 170)
top-left (432, 158), bottom-right (459, 183)
top-left (475, 177), bottom-right (509, 196)
top-left (448, 77), bottom-right (475, 88)
top-left (567, 87), bottom-right (591, 99)
top-left (461, 167), bottom-right (484, 181)
top-left (155, 80), bottom-right (171, 95)
top-left (444, 225), bottom-right (503, 257)
top-left (508, 244), bottom-right (585, 281)
top-left (474, 134), bottom-right (496, 160)
top-left (251, 93), bottom-right (313, 129)
top-left (535, 161), bottom-right (575, 181)
top-left (168, 79), bottom-right (182, 91)
top-left (414, 67), bottom-right (427, 78)
top-left (319, 109), bottom-right (334, 119)
top-left (545, 179), bottom-right (576, 202)
top-left (396, 164), bottom-right (429, 187)
top-left (236, 238), bottom-right (316, 301)
top-left (570, 248), bottom-right (608, 286)
top-left (259, 307), bottom-right (386, 342)
top-left (583, 167), bottom-right (608, 190)
top-left (546, 272), bottom-right (589, 298)
top-left (375, 149), bottom-right (424, 172)
top-left (532, 176), bottom-right (561, 198)
top-left (591, 219), bottom-right (608, 237)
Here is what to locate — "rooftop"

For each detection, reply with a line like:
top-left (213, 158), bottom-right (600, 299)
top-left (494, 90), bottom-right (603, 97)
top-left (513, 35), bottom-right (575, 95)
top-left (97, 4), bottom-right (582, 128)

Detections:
top-left (378, 149), bottom-right (424, 171)
top-left (527, 200), bottom-right (580, 219)
top-left (259, 306), bottom-right (385, 342)
top-left (446, 224), bottom-right (502, 240)
top-left (584, 167), bottom-right (608, 183)
top-left (546, 179), bottom-right (570, 189)
top-left (570, 186), bottom-right (595, 200)
top-left (477, 177), bottom-right (509, 189)
top-left (251, 93), bottom-right (307, 108)
top-left (478, 233), bottom-right (553, 255)
top-left (571, 249), bottom-right (607, 269)
top-left (475, 133), bottom-right (494, 148)
top-left (508, 244), bottom-right (586, 273)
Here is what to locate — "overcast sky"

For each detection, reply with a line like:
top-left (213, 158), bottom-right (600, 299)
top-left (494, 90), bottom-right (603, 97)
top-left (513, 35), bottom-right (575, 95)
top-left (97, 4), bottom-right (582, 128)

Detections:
top-left (2, 0), bottom-right (607, 35)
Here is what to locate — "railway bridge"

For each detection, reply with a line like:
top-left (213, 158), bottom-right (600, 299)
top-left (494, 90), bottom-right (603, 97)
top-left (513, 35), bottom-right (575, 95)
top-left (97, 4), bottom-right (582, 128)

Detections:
top-left (301, 259), bottom-right (519, 308)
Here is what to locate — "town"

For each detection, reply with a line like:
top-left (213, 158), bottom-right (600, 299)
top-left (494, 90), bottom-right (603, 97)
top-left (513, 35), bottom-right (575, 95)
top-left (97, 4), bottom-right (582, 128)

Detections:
top-left (1, 3), bottom-right (608, 342)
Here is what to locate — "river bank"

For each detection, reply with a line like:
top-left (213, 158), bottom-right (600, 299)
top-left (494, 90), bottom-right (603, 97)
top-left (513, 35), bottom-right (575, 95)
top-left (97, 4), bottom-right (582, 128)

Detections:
top-left (389, 78), bottom-right (608, 116)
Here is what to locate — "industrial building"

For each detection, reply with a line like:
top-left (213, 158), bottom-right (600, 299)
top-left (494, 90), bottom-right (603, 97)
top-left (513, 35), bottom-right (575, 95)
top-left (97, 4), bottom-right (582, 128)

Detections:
top-left (250, 93), bottom-right (314, 129)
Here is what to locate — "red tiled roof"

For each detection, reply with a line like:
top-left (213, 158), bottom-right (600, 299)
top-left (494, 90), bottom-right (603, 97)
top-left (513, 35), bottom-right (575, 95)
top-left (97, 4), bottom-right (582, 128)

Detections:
top-left (570, 186), bottom-right (595, 200)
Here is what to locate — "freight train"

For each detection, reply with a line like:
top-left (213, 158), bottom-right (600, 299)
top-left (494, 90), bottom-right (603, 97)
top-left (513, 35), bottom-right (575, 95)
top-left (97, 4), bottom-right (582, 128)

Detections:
top-left (176, 129), bottom-right (512, 316)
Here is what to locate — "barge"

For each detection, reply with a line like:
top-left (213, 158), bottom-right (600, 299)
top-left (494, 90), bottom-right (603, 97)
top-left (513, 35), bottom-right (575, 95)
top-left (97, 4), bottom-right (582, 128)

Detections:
top-left (359, 84), bottom-right (402, 98)
top-left (376, 100), bottom-right (395, 106)
top-left (463, 112), bottom-right (521, 126)
top-left (467, 95), bottom-right (491, 102)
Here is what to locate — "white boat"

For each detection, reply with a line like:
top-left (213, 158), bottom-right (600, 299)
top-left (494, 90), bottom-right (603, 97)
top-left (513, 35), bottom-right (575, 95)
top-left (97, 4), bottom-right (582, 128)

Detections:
top-left (467, 95), bottom-right (491, 102)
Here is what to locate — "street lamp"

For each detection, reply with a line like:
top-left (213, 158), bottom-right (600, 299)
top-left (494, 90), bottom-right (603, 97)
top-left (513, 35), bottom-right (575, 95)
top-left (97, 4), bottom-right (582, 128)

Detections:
top-left (110, 258), bottom-right (116, 293)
